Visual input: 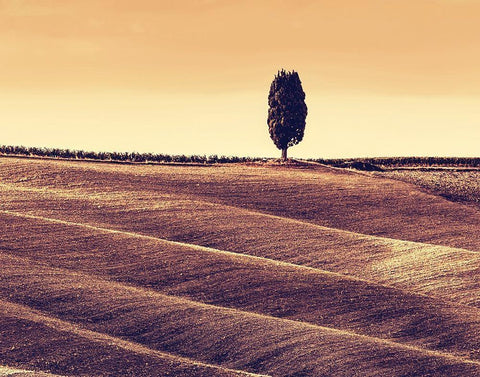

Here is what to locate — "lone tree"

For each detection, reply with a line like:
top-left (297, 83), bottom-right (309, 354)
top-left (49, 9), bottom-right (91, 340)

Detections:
top-left (267, 69), bottom-right (307, 161)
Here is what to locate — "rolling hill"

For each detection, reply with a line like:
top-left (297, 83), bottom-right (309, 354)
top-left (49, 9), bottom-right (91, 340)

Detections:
top-left (1, 156), bottom-right (479, 376)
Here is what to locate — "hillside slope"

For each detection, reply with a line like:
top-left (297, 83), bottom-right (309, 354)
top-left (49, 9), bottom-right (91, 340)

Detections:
top-left (1, 253), bottom-right (480, 377)
top-left (0, 300), bottom-right (256, 377)
top-left (2, 180), bottom-right (479, 307)
top-left (1, 157), bottom-right (478, 250)
top-left (0, 157), bottom-right (479, 376)
top-left (2, 212), bottom-right (480, 358)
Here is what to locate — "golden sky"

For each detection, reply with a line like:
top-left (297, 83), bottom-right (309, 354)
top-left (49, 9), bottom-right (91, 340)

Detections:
top-left (1, 0), bottom-right (480, 158)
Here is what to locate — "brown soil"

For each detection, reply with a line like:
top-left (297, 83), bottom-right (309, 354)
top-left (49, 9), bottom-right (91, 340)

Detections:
top-left (1, 157), bottom-right (480, 376)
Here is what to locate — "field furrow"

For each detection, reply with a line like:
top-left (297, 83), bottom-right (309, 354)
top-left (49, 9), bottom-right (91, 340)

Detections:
top-left (0, 367), bottom-right (67, 377)
top-left (1, 254), bottom-right (480, 377)
top-left (1, 213), bottom-right (480, 362)
top-left (1, 158), bottom-right (479, 250)
top-left (2, 185), bottom-right (480, 308)
top-left (0, 300), bottom-right (256, 377)
top-left (1, 157), bottom-right (479, 376)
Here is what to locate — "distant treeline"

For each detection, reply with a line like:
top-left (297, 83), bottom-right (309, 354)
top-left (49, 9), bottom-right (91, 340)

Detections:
top-left (1, 145), bottom-right (479, 167)
top-left (314, 157), bottom-right (480, 168)
top-left (0, 145), bottom-right (260, 164)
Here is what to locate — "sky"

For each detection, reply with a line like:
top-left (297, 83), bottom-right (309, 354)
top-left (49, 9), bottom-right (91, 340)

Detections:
top-left (1, 0), bottom-right (480, 158)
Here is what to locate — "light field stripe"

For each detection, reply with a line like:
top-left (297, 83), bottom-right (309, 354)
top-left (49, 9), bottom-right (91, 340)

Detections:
top-left (2, 210), bottom-right (480, 366)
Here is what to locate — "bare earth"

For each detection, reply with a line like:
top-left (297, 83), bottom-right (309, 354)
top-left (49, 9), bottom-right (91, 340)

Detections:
top-left (378, 168), bottom-right (480, 207)
top-left (1, 157), bottom-right (480, 376)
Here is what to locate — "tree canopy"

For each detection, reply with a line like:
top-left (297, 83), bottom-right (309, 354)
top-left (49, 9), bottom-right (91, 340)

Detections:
top-left (267, 69), bottom-right (307, 161)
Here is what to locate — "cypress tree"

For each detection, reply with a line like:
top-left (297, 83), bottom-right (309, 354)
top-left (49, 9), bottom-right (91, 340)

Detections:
top-left (267, 69), bottom-right (308, 161)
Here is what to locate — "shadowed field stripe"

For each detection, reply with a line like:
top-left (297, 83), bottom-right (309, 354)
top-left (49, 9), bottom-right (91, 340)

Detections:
top-left (0, 208), bottom-right (463, 304)
top-left (2, 250), bottom-right (480, 367)
top-left (171, 194), bottom-right (480, 254)
top-left (0, 208), bottom-right (374, 278)
top-left (4, 213), bottom-right (480, 362)
top-left (5, 183), bottom-right (480, 306)
top-left (3, 207), bottom-right (479, 313)
top-left (1, 182), bottom-right (478, 255)
top-left (0, 299), bottom-right (270, 377)
top-left (2, 158), bottom-right (480, 252)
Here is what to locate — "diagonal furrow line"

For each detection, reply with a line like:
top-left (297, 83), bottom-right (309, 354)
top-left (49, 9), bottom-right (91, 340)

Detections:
top-left (0, 366), bottom-right (66, 376)
top-left (1, 208), bottom-right (478, 312)
top-left (1, 182), bottom-right (478, 254)
top-left (0, 208), bottom-right (468, 306)
top-left (0, 298), bottom-right (270, 377)
top-left (2, 211), bottom-right (480, 366)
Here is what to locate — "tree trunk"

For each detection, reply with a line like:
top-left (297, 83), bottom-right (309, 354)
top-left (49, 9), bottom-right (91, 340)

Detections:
top-left (281, 147), bottom-right (288, 161)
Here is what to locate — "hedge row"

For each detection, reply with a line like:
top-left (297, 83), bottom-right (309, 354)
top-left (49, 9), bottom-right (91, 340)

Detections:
top-left (0, 145), bottom-right (261, 164)
top-left (1, 145), bottom-right (478, 167)
top-left (313, 156), bottom-right (480, 168)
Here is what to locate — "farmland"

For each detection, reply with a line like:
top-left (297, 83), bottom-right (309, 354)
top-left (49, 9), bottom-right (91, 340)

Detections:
top-left (379, 169), bottom-right (480, 207)
top-left (1, 156), bottom-right (480, 376)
